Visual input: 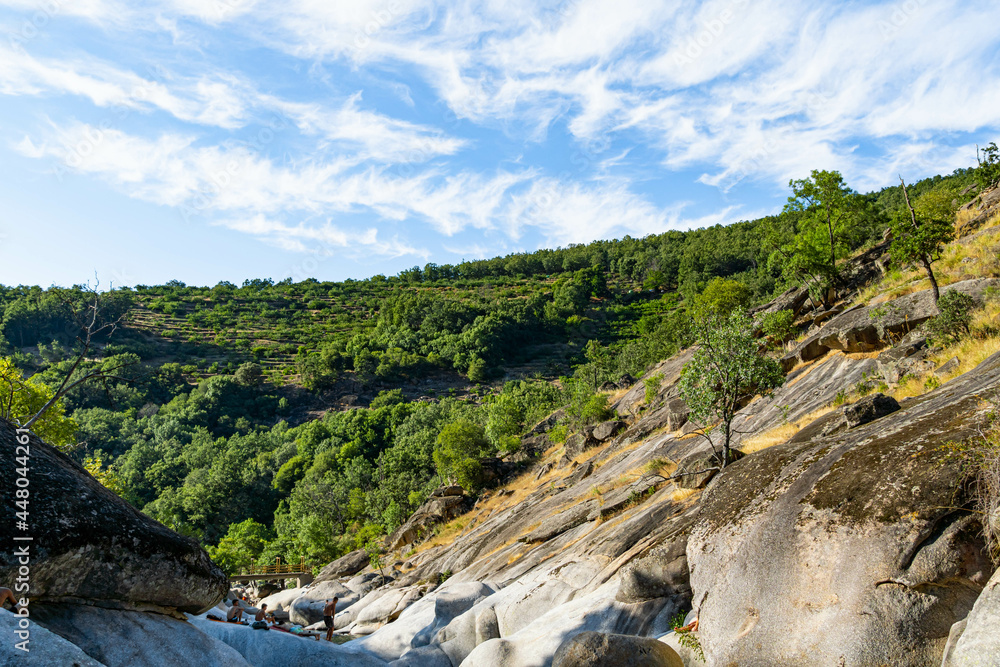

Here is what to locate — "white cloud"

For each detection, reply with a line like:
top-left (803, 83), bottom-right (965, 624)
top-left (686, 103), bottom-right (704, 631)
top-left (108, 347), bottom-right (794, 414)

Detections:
top-left (15, 121), bottom-right (696, 257)
top-left (4, 0), bottom-right (1000, 271)
top-left (268, 92), bottom-right (468, 164)
top-left (222, 0), bottom-right (1000, 188)
top-left (0, 45), bottom-right (252, 128)
top-left (213, 215), bottom-right (420, 258)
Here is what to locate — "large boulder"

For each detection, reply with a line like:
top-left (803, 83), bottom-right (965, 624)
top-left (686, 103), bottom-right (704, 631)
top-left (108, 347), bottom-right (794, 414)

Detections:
top-left (564, 428), bottom-right (600, 459)
top-left (352, 585), bottom-right (429, 632)
top-left (30, 604), bottom-right (248, 667)
top-left (592, 420), bottom-right (625, 442)
top-left (552, 631), bottom-right (685, 667)
top-left (0, 420), bottom-right (227, 614)
top-left (257, 587), bottom-right (305, 613)
top-left (314, 549), bottom-right (369, 583)
top-left (506, 434), bottom-right (549, 463)
top-left (386, 493), bottom-right (467, 551)
top-left (957, 184), bottom-right (1000, 234)
top-left (752, 286), bottom-right (810, 318)
top-left (288, 596), bottom-right (328, 627)
top-left (616, 539), bottom-right (691, 605)
top-left (687, 351), bottom-right (1000, 666)
top-left (462, 581), bottom-right (676, 667)
top-left (842, 392), bottom-right (900, 428)
top-left (875, 335), bottom-right (930, 384)
top-left (944, 568), bottom-right (1000, 665)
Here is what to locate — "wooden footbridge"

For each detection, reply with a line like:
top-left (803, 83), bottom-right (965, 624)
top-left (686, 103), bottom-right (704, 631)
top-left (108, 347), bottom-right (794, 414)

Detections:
top-left (229, 557), bottom-right (313, 588)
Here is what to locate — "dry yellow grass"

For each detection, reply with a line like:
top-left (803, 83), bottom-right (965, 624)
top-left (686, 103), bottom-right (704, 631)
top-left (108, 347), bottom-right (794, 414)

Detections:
top-left (605, 386), bottom-right (632, 403)
top-left (642, 458), bottom-right (678, 477)
top-left (592, 439), bottom-right (646, 469)
top-left (668, 487), bottom-right (699, 503)
top-left (408, 443), bottom-right (570, 557)
top-left (738, 405), bottom-right (837, 455)
top-left (955, 207), bottom-right (978, 230)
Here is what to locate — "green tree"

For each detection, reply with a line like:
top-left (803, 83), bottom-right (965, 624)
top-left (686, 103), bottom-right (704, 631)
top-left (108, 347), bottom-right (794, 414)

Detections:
top-left (0, 357), bottom-right (78, 449)
top-left (467, 357), bottom-right (489, 383)
top-left (691, 277), bottom-right (751, 322)
top-left (759, 309), bottom-right (796, 349)
top-left (925, 291), bottom-right (976, 345)
top-left (434, 419), bottom-right (489, 490)
top-left (207, 518), bottom-right (275, 575)
top-left (679, 311), bottom-right (785, 466)
top-left (976, 142), bottom-right (1000, 191)
top-left (83, 452), bottom-right (130, 500)
top-left (890, 178), bottom-right (954, 303)
top-left (771, 170), bottom-right (869, 306)
top-left (234, 361), bottom-right (264, 388)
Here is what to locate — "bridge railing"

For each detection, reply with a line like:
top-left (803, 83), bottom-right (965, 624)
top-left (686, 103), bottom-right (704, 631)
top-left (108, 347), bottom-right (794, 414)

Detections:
top-left (238, 557), bottom-right (308, 576)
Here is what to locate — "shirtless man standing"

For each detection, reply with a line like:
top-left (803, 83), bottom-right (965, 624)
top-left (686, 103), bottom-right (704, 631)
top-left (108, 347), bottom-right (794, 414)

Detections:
top-left (323, 597), bottom-right (338, 641)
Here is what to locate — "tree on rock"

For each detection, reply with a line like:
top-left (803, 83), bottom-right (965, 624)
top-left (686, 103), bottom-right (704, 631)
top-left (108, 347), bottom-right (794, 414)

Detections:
top-left (890, 177), bottom-right (954, 304)
top-left (679, 311), bottom-right (785, 467)
top-left (768, 170), bottom-right (872, 307)
top-left (434, 420), bottom-right (490, 490)
top-left (0, 356), bottom-right (78, 449)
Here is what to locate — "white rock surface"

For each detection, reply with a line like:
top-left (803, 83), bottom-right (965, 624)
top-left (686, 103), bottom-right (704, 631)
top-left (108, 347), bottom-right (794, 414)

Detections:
top-left (0, 608), bottom-right (108, 666)
top-left (945, 568), bottom-right (1000, 665)
top-left (30, 605), bottom-right (249, 667)
top-left (353, 581), bottom-right (495, 662)
top-left (257, 587), bottom-right (304, 612)
top-left (190, 614), bottom-right (386, 667)
top-left (460, 581), bottom-right (673, 667)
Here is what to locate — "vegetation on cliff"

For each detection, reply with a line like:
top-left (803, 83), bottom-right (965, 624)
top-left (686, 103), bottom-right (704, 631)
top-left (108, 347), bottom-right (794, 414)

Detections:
top-left (0, 150), bottom-right (997, 574)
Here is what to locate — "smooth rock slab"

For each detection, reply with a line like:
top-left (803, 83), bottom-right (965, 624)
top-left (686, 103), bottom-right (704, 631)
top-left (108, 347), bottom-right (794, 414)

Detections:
top-left (518, 501), bottom-right (597, 543)
top-left (353, 581), bottom-right (496, 662)
top-left (190, 614), bottom-right (385, 667)
top-left (31, 604), bottom-right (248, 667)
top-left (688, 351), bottom-right (1000, 666)
top-left (0, 608), bottom-right (107, 666)
top-left (946, 568), bottom-right (1000, 665)
top-left (552, 631), bottom-right (685, 667)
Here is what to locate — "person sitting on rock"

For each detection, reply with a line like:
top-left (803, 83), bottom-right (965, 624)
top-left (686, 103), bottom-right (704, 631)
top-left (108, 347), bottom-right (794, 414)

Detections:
top-left (323, 597), bottom-right (338, 641)
top-left (0, 587), bottom-right (22, 612)
top-left (227, 599), bottom-right (244, 623)
top-left (255, 604), bottom-right (268, 622)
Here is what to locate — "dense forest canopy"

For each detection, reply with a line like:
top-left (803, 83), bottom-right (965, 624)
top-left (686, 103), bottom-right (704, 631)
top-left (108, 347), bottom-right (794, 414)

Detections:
top-left (0, 164), bottom-right (985, 572)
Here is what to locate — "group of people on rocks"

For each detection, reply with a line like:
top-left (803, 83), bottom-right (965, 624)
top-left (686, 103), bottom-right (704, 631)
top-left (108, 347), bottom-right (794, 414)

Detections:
top-left (219, 591), bottom-right (340, 642)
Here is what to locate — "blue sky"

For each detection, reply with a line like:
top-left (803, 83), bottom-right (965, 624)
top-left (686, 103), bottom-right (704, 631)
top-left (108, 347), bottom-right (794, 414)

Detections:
top-left (2, 0), bottom-right (999, 287)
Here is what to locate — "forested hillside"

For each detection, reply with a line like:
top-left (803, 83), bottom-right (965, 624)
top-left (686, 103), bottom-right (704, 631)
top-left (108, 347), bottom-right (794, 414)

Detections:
top-left (0, 159), bottom-right (991, 574)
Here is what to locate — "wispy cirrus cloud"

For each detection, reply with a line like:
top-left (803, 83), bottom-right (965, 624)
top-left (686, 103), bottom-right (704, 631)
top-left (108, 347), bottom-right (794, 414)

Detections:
top-left (1, 0), bottom-right (999, 285)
